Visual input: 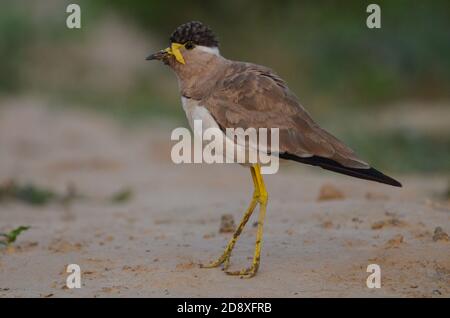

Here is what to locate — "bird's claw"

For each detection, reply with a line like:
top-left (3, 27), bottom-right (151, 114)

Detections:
top-left (225, 265), bottom-right (258, 278)
top-left (200, 253), bottom-right (231, 269)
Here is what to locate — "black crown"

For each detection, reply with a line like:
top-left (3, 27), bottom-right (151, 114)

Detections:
top-left (170, 21), bottom-right (219, 48)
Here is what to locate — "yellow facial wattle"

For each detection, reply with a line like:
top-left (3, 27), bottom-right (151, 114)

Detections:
top-left (165, 42), bottom-right (186, 65)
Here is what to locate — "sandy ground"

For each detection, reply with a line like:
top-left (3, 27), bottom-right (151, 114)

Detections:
top-left (0, 99), bottom-right (449, 298)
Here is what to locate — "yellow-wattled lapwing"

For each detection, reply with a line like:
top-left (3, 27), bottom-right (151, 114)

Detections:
top-left (146, 21), bottom-right (401, 278)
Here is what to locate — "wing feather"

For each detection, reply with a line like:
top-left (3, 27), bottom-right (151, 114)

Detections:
top-left (201, 62), bottom-right (369, 169)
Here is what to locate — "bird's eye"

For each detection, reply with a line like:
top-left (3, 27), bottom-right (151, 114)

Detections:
top-left (185, 41), bottom-right (195, 50)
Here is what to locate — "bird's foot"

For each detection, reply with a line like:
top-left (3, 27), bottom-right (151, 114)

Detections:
top-left (225, 264), bottom-right (259, 279)
top-left (200, 252), bottom-right (231, 269)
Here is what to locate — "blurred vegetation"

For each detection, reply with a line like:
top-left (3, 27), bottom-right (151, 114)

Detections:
top-left (0, 0), bottom-right (449, 173)
top-left (0, 180), bottom-right (77, 206)
top-left (0, 226), bottom-right (30, 247)
top-left (0, 179), bottom-right (134, 205)
top-left (110, 187), bottom-right (134, 204)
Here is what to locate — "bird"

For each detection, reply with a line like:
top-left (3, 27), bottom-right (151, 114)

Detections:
top-left (146, 21), bottom-right (402, 278)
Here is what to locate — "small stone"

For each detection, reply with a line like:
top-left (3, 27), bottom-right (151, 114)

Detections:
top-left (371, 221), bottom-right (385, 230)
top-left (321, 221), bottom-right (334, 229)
top-left (371, 218), bottom-right (405, 230)
top-left (352, 217), bottom-right (363, 224)
top-left (219, 214), bottom-right (236, 233)
top-left (317, 184), bottom-right (345, 201)
top-left (386, 234), bottom-right (404, 247)
top-left (432, 227), bottom-right (449, 242)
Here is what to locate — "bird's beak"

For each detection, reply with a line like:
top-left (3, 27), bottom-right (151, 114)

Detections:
top-left (146, 43), bottom-right (186, 64)
top-left (145, 49), bottom-right (168, 61)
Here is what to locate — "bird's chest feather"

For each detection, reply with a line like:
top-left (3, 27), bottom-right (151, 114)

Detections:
top-left (181, 97), bottom-right (220, 133)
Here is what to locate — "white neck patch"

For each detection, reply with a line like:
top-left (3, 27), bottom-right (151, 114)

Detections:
top-left (196, 45), bottom-right (221, 56)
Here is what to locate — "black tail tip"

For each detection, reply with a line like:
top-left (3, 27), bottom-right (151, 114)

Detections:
top-left (279, 153), bottom-right (402, 187)
top-left (387, 178), bottom-right (402, 188)
top-left (366, 167), bottom-right (402, 187)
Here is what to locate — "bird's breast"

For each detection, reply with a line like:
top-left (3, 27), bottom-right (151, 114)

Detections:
top-left (179, 97), bottom-right (270, 166)
top-left (181, 97), bottom-right (220, 132)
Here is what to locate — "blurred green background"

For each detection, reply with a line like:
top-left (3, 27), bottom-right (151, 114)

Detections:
top-left (0, 0), bottom-right (449, 173)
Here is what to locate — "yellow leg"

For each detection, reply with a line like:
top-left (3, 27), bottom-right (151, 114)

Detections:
top-left (226, 164), bottom-right (268, 278)
top-left (201, 164), bottom-right (269, 278)
top-left (200, 166), bottom-right (260, 269)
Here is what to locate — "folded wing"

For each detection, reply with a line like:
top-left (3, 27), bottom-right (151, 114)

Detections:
top-left (202, 62), bottom-right (401, 187)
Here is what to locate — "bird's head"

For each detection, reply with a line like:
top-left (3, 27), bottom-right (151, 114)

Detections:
top-left (146, 21), bottom-right (220, 69)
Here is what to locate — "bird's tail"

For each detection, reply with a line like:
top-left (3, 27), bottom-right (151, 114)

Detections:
top-left (280, 153), bottom-right (402, 187)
